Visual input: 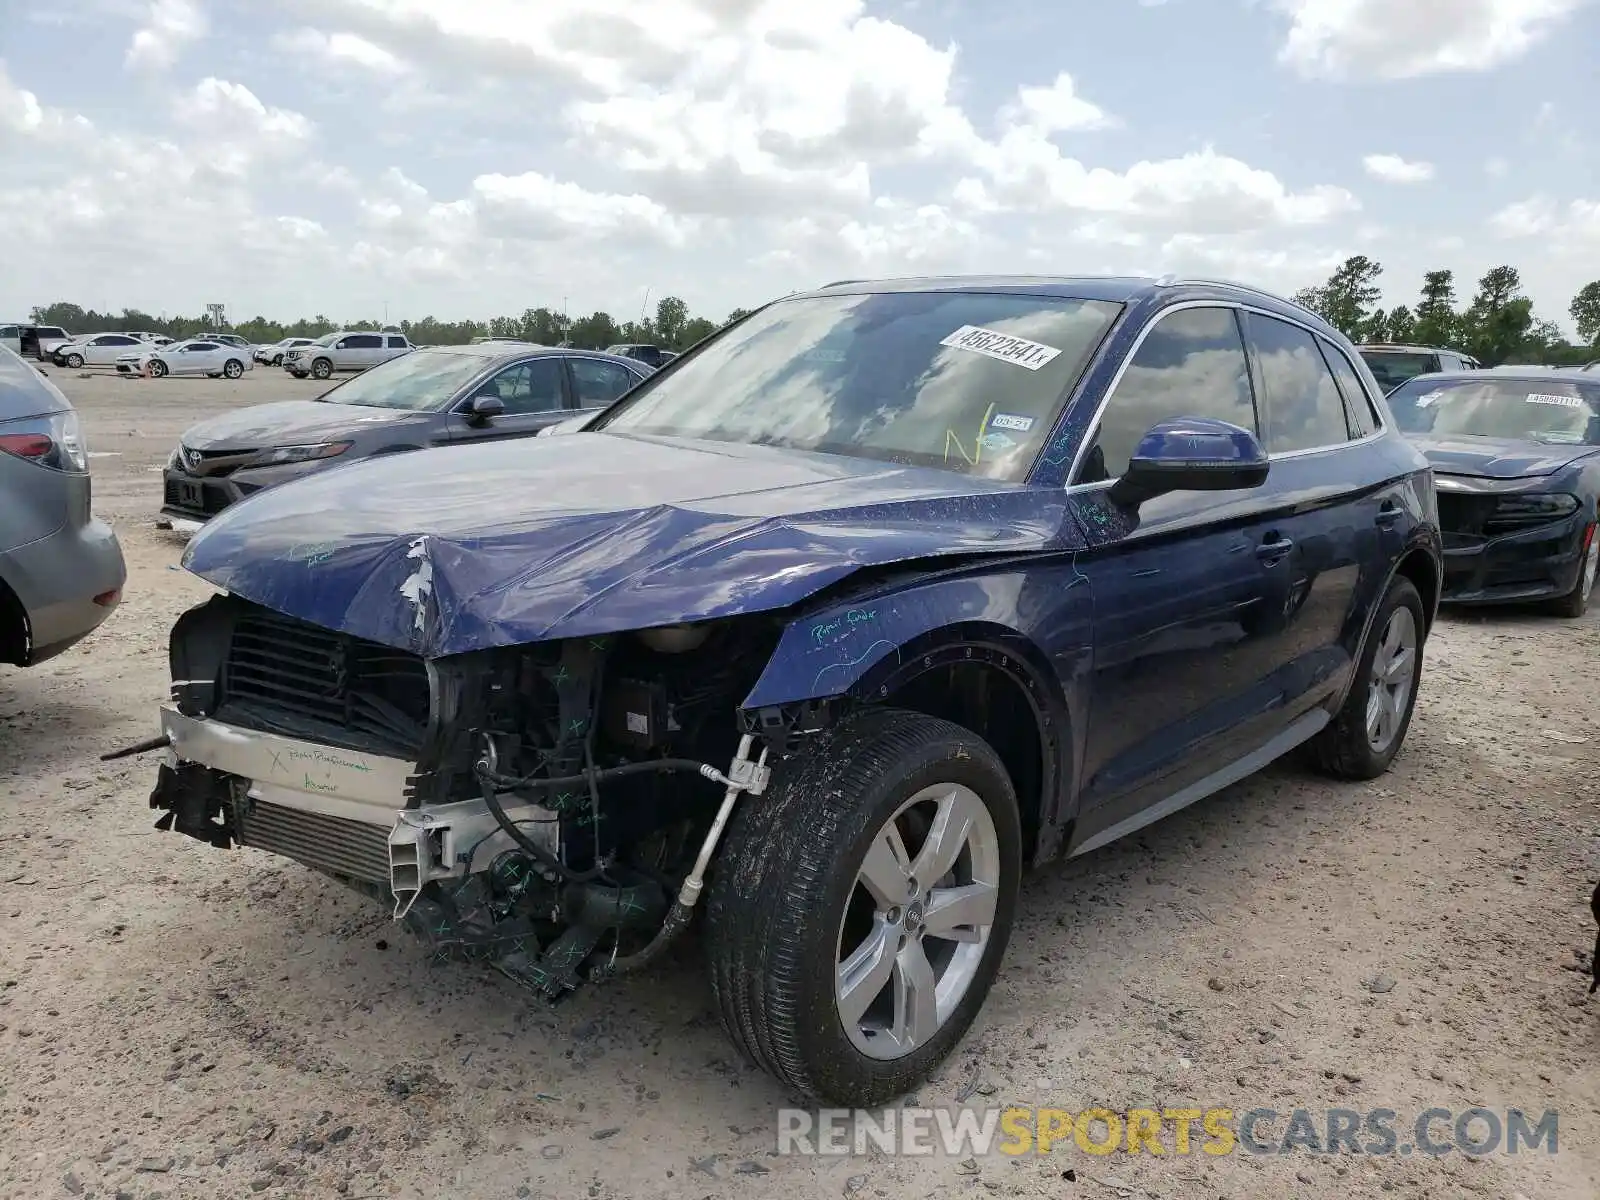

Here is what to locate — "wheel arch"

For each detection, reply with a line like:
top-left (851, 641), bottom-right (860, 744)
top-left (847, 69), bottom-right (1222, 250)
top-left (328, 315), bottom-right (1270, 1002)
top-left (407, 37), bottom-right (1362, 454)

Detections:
top-left (743, 614), bottom-right (1072, 866)
top-left (852, 624), bottom-right (1069, 865)
top-left (0, 571), bottom-right (32, 666)
top-left (1393, 545), bottom-right (1440, 634)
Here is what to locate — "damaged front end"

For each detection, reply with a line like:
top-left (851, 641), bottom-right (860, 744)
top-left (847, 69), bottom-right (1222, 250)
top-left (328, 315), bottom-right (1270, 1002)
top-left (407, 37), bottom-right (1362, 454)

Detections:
top-left (148, 593), bottom-right (778, 998)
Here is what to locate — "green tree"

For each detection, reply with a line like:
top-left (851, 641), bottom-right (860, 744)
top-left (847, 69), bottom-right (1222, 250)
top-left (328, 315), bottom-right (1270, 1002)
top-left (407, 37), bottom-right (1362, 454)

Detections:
top-left (1385, 304), bottom-right (1416, 343)
top-left (568, 310), bottom-right (621, 350)
top-left (654, 296), bottom-right (689, 347)
top-left (1570, 280), bottom-right (1600, 345)
top-left (1301, 256), bottom-right (1383, 339)
top-left (679, 316), bottom-right (717, 347)
top-left (1411, 270), bottom-right (1458, 348)
top-left (1461, 266), bottom-right (1533, 366)
top-left (724, 307), bottom-right (754, 326)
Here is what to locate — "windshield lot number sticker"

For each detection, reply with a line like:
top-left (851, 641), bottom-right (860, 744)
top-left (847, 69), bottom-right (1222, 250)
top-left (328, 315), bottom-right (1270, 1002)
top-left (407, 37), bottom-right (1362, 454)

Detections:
top-left (990, 412), bottom-right (1035, 432)
top-left (1525, 393), bottom-right (1582, 408)
top-left (940, 326), bottom-right (1062, 371)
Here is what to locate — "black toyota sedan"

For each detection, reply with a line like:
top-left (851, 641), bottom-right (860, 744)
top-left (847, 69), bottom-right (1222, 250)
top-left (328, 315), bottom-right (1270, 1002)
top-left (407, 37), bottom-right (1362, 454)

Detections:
top-left (1387, 368), bottom-right (1599, 617)
top-left (161, 344), bottom-right (649, 525)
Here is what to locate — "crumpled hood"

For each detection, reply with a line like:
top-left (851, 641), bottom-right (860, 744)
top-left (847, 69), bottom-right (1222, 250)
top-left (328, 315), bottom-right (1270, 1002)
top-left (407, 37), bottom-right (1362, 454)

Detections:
top-left (181, 400), bottom-right (429, 451)
top-left (182, 432), bottom-right (1069, 656)
top-left (1411, 435), bottom-right (1599, 480)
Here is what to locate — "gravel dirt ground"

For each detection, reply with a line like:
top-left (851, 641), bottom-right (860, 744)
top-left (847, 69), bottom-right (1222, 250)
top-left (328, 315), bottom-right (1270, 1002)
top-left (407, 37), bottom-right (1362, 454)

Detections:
top-left (2, 369), bottom-right (1598, 1200)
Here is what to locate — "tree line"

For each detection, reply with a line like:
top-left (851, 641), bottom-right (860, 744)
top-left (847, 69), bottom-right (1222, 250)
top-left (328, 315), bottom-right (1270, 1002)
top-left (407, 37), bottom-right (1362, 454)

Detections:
top-left (32, 263), bottom-right (1600, 366)
top-left (26, 295), bottom-right (757, 352)
top-left (1292, 259), bottom-right (1600, 366)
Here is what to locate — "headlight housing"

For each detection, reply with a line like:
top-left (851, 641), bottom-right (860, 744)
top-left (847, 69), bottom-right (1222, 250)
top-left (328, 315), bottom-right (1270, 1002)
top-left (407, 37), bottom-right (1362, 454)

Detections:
top-left (249, 441), bottom-right (353, 467)
top-left (1497, 493), bottom-right (1579, 518)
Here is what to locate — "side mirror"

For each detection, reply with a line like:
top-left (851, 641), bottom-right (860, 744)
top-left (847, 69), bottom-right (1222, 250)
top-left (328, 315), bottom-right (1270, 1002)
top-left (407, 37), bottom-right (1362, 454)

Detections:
top-left (467, 393), bottom-right (506, 424)
top-left (1108, 417), bottom-right (1269, 509)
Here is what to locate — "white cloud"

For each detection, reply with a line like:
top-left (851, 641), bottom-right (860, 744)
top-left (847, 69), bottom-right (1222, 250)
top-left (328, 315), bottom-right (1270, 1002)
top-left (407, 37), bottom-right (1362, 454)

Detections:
top-left (125, 0), bottom-right (207, 71)
top-left (180, 78), bottom-right (314, 142)
top-left (1362, 154), bottom-right (1434, 184)
top-left (272, 28), bottom-right (407, 73)
top-left (957, 145), bottom-right (1359, 234)
top-left (1488, 195), bottom-right (1600, 242)
top-left (1275, 0), bottom-right (1585, 79)
top-left (1003, 73), bottom-right (1114, 134)
top-left (1484, 156), bottom-right (1510, 177)
top-left (472, 172), bottom-right (688, 245)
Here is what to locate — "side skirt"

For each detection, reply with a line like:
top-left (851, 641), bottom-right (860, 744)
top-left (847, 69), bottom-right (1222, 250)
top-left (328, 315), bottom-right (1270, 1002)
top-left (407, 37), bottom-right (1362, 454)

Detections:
top-left (1068, 708), bottom-right (1330, 858)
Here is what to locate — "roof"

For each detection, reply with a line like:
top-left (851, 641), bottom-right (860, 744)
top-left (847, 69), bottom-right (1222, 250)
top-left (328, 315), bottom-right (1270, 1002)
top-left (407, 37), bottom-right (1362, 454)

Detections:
top-left (413, 342), bottom-right (645, 366)
top-left (796, 273), bottom-right (1337, 333)
top-left (1403, 366), bottom-right (1600, 385)
top-left (1357, 342), bottom-right (1471, 355)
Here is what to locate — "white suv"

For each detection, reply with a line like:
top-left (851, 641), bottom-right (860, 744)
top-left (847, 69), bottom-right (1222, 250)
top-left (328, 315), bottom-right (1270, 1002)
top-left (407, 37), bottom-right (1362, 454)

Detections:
top-left (284, 331), bottom-right (413, 380)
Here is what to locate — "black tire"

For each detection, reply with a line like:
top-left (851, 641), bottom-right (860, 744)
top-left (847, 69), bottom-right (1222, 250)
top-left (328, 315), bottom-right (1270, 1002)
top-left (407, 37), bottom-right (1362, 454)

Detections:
top-left (1308, 575), bottom-right (1425, 780)
top-left (704, 707), bottom-right (1021, 1106)
top-left (1548, 531), bottom-right (1597, 618)
top-left (311, 358), bottom-right (333, 380)
top-left (223, 358), bottom-right (244, 379)
top-left (148, 359), bottom-right (168, 378)
top-left (65, 353), bottom-right (83, 369)
top-left (271, 354), bottom-right (283, 366)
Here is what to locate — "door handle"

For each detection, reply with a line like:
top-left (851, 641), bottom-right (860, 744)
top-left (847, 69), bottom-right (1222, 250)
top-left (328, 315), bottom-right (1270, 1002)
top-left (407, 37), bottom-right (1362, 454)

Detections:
top-left (1256, 536), bottom-right (1294, 563)
top-left (1375, 502), bottom-right (1403, 527)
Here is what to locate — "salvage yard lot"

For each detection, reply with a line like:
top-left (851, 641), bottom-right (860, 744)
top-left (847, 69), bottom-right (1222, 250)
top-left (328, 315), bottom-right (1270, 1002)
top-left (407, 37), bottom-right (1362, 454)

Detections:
top-left (3, 370), bottom-right (1599, 1200)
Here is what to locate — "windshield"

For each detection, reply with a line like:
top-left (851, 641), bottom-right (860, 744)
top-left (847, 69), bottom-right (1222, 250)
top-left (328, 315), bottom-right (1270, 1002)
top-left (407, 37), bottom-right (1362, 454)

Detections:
top-left (1388, 377), bottom-right (1600, 445)
top-left (1359, 350), bottom-right (1437, 393)
top-left (595, 292), bottom-right (1121, 480)
top-left (316, 347), bottom-right (489, 411)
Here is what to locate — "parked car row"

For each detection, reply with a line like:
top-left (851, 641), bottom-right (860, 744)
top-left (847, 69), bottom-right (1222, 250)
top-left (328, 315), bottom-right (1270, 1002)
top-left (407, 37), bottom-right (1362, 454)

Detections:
top-left (160, 343), bottom-right (649, 523)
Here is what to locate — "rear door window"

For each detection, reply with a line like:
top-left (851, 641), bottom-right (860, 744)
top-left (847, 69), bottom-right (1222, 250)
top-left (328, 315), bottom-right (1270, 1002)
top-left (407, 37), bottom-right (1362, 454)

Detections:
top-left (1247, 313), bottom-right (1353, 452)
top-left (568, 358), bottom-right (639, 406)
top-left (386, 336), bottom-right (407, 348)
top-left (1318, 339), bottom-right (1381, 437)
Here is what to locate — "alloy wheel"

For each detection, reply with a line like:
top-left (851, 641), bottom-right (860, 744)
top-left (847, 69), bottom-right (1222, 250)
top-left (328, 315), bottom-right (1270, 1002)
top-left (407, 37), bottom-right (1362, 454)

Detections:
top-left (835, 783), bottom-right (1000, 1061)
top-left (1365, 606), bottom-right (1417, 753)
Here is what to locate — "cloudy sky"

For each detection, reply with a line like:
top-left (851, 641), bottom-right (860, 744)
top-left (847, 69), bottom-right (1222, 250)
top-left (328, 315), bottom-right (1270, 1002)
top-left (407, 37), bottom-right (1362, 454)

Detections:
top-left (2, 0), bottom-right (1597, 331)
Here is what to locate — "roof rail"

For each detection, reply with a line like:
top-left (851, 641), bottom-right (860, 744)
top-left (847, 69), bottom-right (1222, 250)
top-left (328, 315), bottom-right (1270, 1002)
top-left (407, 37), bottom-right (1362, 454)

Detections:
top-left (820, 279), bottom-right (865, 288)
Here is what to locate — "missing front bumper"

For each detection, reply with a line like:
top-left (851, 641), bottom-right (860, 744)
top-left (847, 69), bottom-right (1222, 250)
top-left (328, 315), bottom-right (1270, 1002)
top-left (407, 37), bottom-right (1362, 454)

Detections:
top-left (150, 706), bottom-right (559, 913)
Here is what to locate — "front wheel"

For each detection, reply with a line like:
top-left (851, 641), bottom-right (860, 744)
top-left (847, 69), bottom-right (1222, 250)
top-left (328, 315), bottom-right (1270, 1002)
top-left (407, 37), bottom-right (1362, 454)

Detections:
top-left (1549, 526), bottom-right (1597, 619)
top-left (223, 358), bottom-right (244, 379)
top-left (147, 359), bottom-right (168, 378)
top-left (1308, 575), bottom-right (1425, 780)
top-left (705, 707), bottom-right (1021, 1106)
top-left (311, 358), bottom-right (333, 380)
top-left (65, 353), bottom-right (84, 369)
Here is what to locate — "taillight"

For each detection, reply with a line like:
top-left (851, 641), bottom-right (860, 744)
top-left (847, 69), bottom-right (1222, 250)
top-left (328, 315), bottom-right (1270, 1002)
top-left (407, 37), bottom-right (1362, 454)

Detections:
top-left (0, 433), bottom-right (53, 458)
top-left (0, 410), bottom-right (89, 471)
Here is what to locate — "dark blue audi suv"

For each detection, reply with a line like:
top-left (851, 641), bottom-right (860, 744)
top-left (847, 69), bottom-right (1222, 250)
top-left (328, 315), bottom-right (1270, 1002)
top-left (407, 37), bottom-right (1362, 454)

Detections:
top-left (133, 275), bottom-right (1441, 1106)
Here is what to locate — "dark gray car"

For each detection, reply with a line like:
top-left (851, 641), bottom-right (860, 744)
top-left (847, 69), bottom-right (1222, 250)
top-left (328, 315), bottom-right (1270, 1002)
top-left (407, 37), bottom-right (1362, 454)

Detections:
top-left (0, 348), bottom-right (126, 666)
top-left (162, 343), bottom-right (649, 523)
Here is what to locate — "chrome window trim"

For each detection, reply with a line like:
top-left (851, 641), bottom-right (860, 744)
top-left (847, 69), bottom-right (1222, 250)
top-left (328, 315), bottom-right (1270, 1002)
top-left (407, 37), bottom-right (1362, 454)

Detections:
top-left (1065, 299), bottom-right (1385, 488)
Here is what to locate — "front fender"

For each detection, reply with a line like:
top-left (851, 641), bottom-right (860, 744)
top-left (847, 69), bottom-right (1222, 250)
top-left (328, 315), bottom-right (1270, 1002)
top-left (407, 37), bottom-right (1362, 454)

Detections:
top-left (741, 575), bottom-right (1019, 710)
top-left (740, 569), bottom-right (1088, 861)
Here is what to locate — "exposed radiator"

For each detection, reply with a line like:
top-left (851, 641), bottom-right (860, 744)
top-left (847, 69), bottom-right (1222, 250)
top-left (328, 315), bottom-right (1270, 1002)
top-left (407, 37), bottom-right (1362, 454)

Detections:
top-left (235, 799), bottom-right (391, 884)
